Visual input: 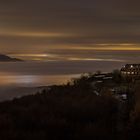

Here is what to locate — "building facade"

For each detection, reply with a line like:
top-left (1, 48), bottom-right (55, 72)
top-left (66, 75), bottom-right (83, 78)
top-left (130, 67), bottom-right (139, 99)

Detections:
top-left (121, 64), bottom-right (140, 76)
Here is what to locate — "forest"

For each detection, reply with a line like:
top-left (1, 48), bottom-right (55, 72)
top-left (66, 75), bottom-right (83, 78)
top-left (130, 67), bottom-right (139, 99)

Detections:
top-left (0, 72), bottom-right (139, 140)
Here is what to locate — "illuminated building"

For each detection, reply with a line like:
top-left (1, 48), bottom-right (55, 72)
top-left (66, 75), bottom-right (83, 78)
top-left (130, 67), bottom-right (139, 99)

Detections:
top-left (121, 64), bottom-right (140, 76)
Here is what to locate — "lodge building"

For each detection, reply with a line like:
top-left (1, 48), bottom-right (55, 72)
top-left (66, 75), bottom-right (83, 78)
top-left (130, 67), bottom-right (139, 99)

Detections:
top-left (120, 64), bottom-right (140, 76)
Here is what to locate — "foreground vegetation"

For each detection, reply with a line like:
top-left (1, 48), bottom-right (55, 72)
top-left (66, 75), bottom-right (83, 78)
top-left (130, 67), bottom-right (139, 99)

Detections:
top-left (0, 72), bottom-right (139, 139)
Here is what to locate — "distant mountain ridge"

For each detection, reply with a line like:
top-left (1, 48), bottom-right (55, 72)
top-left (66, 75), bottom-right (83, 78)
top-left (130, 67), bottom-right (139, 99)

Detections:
top-left (0, 54), bottom-right (22, 62)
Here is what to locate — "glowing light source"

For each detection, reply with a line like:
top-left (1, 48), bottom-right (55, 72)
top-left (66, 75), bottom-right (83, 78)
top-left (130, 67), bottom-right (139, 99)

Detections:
top-left (130, 65), bottom-right (133, 68)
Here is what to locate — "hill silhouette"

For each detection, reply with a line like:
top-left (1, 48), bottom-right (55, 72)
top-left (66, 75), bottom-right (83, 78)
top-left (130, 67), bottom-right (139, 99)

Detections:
top-left (0, 73), bottom-right (138, 140)
top-left (0, 54), bottom-right (22, 62)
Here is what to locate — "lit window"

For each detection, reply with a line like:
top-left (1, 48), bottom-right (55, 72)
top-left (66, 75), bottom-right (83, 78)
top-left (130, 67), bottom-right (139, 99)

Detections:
top-left (131, 72), bottom-right (134, 74)
top-left (127, 72), bottom-right (130, 74)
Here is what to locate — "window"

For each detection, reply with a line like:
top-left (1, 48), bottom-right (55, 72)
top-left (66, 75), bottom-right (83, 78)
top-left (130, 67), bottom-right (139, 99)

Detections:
top-left (127, 72), bottom-right (130, 75)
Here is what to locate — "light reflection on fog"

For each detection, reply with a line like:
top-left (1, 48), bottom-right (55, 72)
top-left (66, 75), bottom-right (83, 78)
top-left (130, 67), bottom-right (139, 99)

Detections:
top-left (0, 61), bottom-right (127, 101)
top-left (0, 74), bottom-right (80, 87)
top-left (0, 60), bottom-right (126, 87)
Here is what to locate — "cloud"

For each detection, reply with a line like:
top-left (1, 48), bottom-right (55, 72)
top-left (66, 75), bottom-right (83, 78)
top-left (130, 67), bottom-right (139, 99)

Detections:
top-left (0, 0), bottom-right (140, 56)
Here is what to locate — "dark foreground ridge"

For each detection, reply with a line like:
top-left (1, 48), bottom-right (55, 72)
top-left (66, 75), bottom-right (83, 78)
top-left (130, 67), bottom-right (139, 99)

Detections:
top-left (0, 54), bottom-right (22, 62)
top-left (0, 71), bottom-right (139, 140)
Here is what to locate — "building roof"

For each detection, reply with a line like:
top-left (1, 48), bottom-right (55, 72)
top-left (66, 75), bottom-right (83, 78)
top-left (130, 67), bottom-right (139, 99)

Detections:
top-left (121, 64), bottom-right (140, 71)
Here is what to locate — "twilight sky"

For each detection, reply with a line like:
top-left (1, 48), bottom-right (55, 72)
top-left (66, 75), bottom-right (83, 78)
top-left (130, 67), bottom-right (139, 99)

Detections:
top-left (0, 0), bottom-right (140, 61)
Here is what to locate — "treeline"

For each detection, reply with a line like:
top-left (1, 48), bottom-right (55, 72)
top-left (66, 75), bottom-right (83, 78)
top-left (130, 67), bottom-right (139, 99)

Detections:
top-left (0, 73), bottom-right (139, 139)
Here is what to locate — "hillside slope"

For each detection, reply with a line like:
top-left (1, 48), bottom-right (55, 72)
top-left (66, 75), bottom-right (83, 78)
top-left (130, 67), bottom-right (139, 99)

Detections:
top-left (0, 54), bottom-right (22, 61)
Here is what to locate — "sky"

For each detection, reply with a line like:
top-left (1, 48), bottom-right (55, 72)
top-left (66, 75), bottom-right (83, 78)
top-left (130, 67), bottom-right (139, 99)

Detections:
top-left (0, 0), bottom-right (140, 61)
